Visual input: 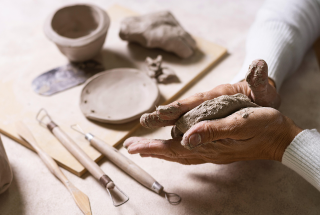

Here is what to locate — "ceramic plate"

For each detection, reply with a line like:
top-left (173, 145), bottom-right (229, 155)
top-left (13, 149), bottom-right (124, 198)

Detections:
top-left (80, 68), bottom-right (159, 124)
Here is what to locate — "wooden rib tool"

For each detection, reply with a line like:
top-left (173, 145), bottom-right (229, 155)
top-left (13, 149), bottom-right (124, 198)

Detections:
top-left (36, 108), bottom-right (129, 207)
top-left (15, 121), bottom-right (92, 215)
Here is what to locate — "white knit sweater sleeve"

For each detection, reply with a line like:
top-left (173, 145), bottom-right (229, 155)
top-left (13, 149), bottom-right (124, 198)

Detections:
top-left (231, 0), bottom-right (320, 89)
top-left (282, 129), bottom-right (320, 191)
top-left (230, 0), bottom-right (320, 192)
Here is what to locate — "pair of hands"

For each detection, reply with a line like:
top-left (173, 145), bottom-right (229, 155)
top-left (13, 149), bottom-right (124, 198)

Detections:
top-left (124, 60), bottom-right (302, 164)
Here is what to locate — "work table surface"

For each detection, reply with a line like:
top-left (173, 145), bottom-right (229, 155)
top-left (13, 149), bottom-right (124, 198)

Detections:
top-left (1, 0), bottom-right (320, 214)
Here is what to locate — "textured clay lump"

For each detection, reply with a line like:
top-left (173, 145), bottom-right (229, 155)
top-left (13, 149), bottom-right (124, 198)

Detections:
top-left (119, 11), bottom-right (196, 58)
top-left (173, 93), bottom-right (259, 137)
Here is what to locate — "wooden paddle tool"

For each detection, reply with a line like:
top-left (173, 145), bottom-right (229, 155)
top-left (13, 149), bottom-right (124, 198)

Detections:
top-left (36, 109), bottom-right (129, 207)
top-left (71, 124), bottom-right (182, 205)
top-left (15, 121), bottom-right (92, 215)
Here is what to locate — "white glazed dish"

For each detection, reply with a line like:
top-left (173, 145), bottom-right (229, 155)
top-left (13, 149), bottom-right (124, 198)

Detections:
top-left (80, 68), bottom-right (160, 124)
top-left (44, 4), bottom-right (110, 62)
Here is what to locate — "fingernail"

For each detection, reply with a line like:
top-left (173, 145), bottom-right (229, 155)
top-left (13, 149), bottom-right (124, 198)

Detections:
top-left (128, 146), bottom-right (137, 153)
top-left (188, 133), bottom-right (201, 147)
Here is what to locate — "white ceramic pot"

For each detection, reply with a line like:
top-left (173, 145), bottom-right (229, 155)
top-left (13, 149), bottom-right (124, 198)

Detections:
top-left (44, 4), bottom-right (110, 62)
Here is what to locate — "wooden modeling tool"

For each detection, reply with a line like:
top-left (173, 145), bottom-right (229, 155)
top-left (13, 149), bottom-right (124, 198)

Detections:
top-left (71, 124), bottom-right (182, 205)
top-left (15, 121), bottom-right (92, 215)
top-left (36, 109), bottom-right (129, 207)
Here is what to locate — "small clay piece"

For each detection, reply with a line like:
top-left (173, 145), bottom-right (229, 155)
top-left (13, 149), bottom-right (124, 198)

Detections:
top-left (237, 107), bottom-right (254, 119)
top-left (119, 11), bottom-right (197, 58)
top-left (44, 4), bottom-right (110, 62)
top-left (173, 94), bottom-right (259, 138)
top-left (80, 68), bottom-right (160, 124)
top-left (0, 136), bottom-right (13, 194)
top-left (145, 55), bottom-right (177, 84)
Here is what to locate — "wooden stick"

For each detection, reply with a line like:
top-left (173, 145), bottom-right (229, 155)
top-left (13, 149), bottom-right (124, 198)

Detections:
top-left (15, 122), bottom-right (92, 215)
top-left (89, 135), bottom-right (162, 193)
top-left (44, 119), bottom-right (129, 207)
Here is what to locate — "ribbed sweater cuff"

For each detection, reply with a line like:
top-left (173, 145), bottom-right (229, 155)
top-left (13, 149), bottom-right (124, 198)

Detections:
top-left (230, 21), bottom-right (299, 89)
top-left (282, 129), bottom-right (320, 191)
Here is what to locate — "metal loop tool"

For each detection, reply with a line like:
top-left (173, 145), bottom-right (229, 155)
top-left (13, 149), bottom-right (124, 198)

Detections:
top-left (36, 108), bottom-right (53, 128)
top-left (36, 109), bottom-right (129, 207)
top-left (71, 124), bottom-right (182, 205)
top-left (164, 192), bottom-right (181, 205)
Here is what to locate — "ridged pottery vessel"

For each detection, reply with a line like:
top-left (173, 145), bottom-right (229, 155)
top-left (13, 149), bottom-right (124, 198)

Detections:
top-left (44, 4), bottom-right (110, 62)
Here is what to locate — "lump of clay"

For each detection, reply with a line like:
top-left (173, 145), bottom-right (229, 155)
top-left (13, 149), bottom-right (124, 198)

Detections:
top-left (0, 136), bottom-right (13, 194)
top-left (145, 55), bottom-right (177, 84)
top-left (119, 11), bottom-right (197, 58)
top-left (172, 93), bottom-right (259, 138)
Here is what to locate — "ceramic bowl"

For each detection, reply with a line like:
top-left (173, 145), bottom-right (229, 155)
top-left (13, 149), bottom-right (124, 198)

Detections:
top-left (44, 4), bottom-right (110, 62)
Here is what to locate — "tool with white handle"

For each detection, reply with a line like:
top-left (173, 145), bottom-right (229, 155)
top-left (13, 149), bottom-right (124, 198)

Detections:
top-left (15, 121), bottom-right (92, 215)
top-left (71, 124), bottom-right (181, 205)
top-left (36, 109), bottom-right (129, 207)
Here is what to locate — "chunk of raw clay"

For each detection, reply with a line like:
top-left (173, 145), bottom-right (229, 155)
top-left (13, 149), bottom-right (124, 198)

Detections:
top-left (172, 93), bottom-right (259, 139)
top-left (119, 11), bottom-right (197, 58)
top-left (145, 55), bottom-right (177, 84)
top-left (0, 135), bottom-right (13, 194)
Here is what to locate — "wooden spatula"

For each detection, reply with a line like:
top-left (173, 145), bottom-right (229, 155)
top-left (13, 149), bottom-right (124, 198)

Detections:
top-left (15, 121), bottom-right (92, 215)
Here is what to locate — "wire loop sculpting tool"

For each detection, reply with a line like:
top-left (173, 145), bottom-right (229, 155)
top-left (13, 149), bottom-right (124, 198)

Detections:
top-left (71, 124), bottom-right (181, 205)
top-left (15, 121), bottom-right (92, 215)
top-left (36, 108), bottom-right (129, 207)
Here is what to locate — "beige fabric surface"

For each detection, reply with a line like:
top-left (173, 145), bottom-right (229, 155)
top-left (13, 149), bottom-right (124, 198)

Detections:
top-left (0, 136), bottom-right (12, 194)
top-left (1, 0), bottom-right (320, 214)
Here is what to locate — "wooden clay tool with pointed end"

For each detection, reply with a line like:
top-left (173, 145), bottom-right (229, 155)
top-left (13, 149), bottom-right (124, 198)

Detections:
top-left (15, 121), bottom-right (92, 215)
top-left (71, 124), bottom-right (182, 205)
top-left (36, 109), bottom-right (129, 207)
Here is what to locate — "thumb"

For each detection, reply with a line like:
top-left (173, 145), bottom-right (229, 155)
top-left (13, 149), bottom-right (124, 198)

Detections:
top-left (245, 59), bottom-right (281, 109)
top-left (181, 117), bottom-right (239, 149)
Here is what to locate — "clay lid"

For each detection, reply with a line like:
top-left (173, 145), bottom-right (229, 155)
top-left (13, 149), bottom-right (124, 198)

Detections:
top-left (80, 68), bottom-right (160, 124)
top-left (44, 4), bottom-right (110, 47)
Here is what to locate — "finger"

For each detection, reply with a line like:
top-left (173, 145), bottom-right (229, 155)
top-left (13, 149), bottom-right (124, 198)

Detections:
top-left (245, 59), bottom-right (281, 108)
top-left (181, 113), bottom-right (246, 149)
top-left (157, 85), bottom-right (237, 120)
top-left (123, 136), bottom-right (147, 148)
top-left (141, 84), bottom-right (242, 129)
top-left (126, 138), bottom-right (195, 157)
top-left (246, 59), bottom-right (268, 92)
top-left (140, 112), bottom-right (176, 129)
top-left (140, 154), bottom-right (205, 165)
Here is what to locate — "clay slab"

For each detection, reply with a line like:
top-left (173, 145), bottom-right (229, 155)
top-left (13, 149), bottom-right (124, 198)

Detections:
top-left (80, 68), bottom-right (160, 124)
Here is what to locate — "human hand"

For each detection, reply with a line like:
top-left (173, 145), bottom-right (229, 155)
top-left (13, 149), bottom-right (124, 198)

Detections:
top-left (125, 107), bottom-right (302, 164)
top-left (140, 59), bottom-right (281, 129)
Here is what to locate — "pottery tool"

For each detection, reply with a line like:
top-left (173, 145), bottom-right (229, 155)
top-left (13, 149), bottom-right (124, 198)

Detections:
top-left (0, 4), bottom-right (228, 176)
top-left (32, 60), bottom-right (104, 96)
top-left (71, 124), bottom-right (181, 205)
top-left (36, 109), bottom-right (129, 207)
top-left (15, 121), bottom-right (92, 215)
top-left (80, 68), bottom-right (160, 124)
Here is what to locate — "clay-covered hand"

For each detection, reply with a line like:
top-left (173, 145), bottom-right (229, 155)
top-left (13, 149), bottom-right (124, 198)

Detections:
top-left (125, 107), bottom-right (302, 164)
top-left (140, 59), bottom-right (281, 129)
